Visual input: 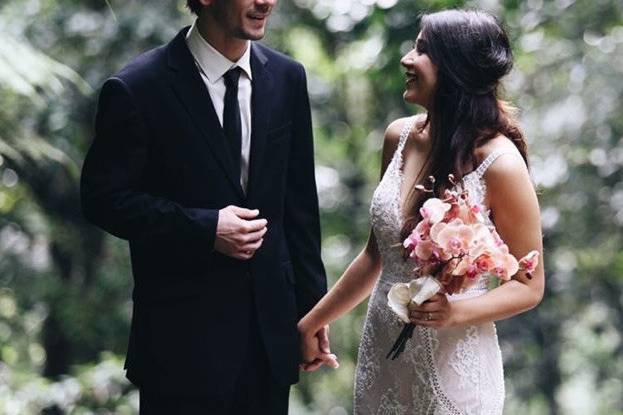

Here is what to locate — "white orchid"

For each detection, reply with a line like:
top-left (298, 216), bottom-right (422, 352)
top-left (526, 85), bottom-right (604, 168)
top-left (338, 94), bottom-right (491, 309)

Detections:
top-left (387, 276), bottom-right (443, 323)
top-left (387, 283), bottom-right (411, 323)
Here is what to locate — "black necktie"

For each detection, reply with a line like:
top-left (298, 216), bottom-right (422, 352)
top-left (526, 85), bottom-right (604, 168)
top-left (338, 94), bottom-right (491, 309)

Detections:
top-left (223, 67), bottom-right (242, 184)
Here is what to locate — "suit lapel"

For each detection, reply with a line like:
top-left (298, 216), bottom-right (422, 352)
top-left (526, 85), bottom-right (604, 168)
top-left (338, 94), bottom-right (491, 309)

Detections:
top-left (166, 28), bottom-right (246, 200)
top-left (247, 43), bottom-right (272, 201)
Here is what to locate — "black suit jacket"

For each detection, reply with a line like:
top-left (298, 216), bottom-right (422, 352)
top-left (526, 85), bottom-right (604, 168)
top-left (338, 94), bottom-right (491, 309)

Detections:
top-left (80, 27), bottom-right (327, 397)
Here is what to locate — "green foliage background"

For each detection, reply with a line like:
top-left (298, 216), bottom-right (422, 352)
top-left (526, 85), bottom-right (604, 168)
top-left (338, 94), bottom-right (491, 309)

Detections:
top-left (0, 0), bottom-right (622, 413)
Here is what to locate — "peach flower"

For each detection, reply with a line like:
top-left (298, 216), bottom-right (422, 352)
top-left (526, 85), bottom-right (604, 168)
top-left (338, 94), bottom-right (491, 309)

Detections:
top-left (420, 198), bottom-right (451, 224)
top-left (491, 247), bottom-right (519, 280)
top-left (518, 250), bottom-right (540, 275)
top-left (433, 219), bottom-right (474, 257)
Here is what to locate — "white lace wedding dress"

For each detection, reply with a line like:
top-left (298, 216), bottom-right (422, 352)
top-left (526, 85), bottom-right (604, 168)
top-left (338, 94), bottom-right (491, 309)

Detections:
top-left (354, 116), bottom-right (508, 414)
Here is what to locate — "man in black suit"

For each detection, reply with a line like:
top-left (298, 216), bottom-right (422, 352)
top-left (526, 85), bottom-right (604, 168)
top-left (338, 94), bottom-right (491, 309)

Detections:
top-left (80, 0), bottom-right (335, 413)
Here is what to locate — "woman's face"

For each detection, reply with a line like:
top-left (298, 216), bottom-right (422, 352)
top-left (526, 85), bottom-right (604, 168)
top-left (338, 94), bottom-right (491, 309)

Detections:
top-left (400, 32), bottom-right (437, 109)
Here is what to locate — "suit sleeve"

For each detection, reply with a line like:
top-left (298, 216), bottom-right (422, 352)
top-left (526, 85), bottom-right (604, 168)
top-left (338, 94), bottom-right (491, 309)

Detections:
top-left (80, 77), bottom-right (219, 246)
top-left (284, 65), bottom-right (328, 319)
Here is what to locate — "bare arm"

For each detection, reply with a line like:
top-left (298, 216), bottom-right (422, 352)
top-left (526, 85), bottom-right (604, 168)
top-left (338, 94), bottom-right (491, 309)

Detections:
top-left (297, 230), bottom-right (382, 335)
top-left (409, 148), bottom-right (545, 327)
top-left (297, 118), bottom-right (409, 343)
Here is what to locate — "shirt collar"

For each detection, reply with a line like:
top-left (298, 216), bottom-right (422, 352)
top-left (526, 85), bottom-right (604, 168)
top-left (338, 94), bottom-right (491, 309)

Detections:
top-left (185, 20), bottom-right (253, 83)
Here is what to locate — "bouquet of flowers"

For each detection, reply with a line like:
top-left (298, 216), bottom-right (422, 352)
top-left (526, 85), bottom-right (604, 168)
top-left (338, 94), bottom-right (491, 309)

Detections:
top-left (386, 176), bottom-right (539, 360)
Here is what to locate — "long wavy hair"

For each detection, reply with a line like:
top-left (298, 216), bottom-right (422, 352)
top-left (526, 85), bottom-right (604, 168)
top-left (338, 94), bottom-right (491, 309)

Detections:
top-left (400, 10), bottom-right (529, 242)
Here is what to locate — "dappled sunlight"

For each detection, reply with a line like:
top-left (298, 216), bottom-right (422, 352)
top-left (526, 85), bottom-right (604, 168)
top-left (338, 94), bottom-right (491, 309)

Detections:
top-left (0, 0), bottom-right (622, 413)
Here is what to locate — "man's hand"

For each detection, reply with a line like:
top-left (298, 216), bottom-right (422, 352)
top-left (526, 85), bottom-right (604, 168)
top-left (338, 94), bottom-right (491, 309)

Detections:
top-left (214, 206), bottom-right (268, 260)
top-left (299, 325), bottom-right (339, 372)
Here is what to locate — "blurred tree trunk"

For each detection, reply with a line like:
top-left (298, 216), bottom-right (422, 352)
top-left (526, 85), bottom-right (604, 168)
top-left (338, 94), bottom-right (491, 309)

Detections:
top-left (533, 286), bottom-right (562, 415)
top-left (9, 155), bottom-right (106, 377)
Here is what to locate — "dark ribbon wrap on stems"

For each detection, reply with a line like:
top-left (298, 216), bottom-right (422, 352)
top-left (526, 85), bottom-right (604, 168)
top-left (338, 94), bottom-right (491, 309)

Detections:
top-left (385, 276), bottom-right (443, 360)
top-left (386, 322), bottom-right (416, 360)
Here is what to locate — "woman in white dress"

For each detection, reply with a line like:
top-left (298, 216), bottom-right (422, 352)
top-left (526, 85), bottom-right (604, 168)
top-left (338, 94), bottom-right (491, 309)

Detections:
top-left (298, 10), bottom-right (545, 414)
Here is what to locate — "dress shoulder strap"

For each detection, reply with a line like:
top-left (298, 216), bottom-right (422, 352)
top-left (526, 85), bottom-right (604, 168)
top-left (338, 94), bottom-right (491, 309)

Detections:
top-left (474, 149), bottom-right (515, 178)
top-left (397, 116), bottom-right (417, 150)
top-left (386, 116), bottom-right (417, 176)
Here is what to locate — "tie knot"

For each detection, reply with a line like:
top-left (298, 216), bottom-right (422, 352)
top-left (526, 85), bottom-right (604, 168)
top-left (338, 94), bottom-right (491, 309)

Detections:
top-left (223, 67), bottom-right (242, 88)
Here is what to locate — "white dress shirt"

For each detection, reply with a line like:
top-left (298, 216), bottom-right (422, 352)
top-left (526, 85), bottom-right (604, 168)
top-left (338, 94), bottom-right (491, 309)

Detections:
top-left (185, 21), bottom-right (253, 193)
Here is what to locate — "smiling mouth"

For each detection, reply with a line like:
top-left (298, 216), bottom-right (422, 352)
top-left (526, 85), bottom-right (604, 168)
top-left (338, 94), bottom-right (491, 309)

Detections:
top-left (248, 13), bottom-right (269, 21)
top-left (405, 73), bottom-right (418, 84)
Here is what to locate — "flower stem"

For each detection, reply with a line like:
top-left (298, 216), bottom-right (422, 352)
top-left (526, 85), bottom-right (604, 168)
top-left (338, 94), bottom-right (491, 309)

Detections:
top-left (386, 323), bottom-right (415, 360)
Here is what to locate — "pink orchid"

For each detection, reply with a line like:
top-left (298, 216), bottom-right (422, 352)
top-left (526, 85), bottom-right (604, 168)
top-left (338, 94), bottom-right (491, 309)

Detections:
top-left (442, 191), bottom-right (461, 220)
top-left (403, 231), bottom-right (419, 254)
top-left (518, 250), bottom-right (540, 276)
top-left (445, 205), bottom-right (461, 221)
top-left (466, 264), bottom-right (479, 280)
top-left (473, 253), bottom-right (496, 273)
top-left (490, 228), bottom-right (505, 247)
top-left (414, 239), bottom-right (435, 261)
top-left (459, 263), bottom-right (481, 292)
top-left (404, 221), bottom-right (435, 258)
top-left (390, 175), bottom-right (542, 360)
top-left (396, 173), bottom-right (540, 302)
top-left (429, 221), bottom-right (446, 242)
top-left (491, 251), bottom-right (519, 280)
top-left (468, 202), bottom-right (486, 223)
top-left (452, 256), bottom-right (473, 276)
top-left (455, 202), bottom-right (471, 223)
top-left (433, 219), bottom-right (474, 257)
top-left (471, 223), bottom-right (495, 248)
top-left (415, 220), bottom-right (431, 240)
top-left (442, 262), bottom-right (467, 294)
top-left (443, 188), bottom-right (459, 202)
top-left (420, 198), bottom-right (451, 224)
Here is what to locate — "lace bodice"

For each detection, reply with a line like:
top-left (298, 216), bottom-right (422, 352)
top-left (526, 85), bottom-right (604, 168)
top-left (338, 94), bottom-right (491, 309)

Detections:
top-left (369, 116), bottom-right (511, 295)
top-left (355, 116), bottom-right (508, 415)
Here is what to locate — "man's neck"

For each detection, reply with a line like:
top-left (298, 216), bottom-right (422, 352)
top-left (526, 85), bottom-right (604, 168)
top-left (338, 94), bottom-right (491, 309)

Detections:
top-left (195, 17), bottom-right (248, 62)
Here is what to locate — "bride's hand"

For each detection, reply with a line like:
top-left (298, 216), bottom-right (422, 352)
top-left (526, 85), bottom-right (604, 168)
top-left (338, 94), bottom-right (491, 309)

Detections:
top-left (408, 293), bottom-right (455, 328)
top-left (299, 325), bottom-right (339, 371)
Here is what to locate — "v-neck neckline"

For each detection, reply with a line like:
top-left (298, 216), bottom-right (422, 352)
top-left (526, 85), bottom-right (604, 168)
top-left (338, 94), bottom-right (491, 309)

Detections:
top-left (394, 124), bottom-right (486, 224)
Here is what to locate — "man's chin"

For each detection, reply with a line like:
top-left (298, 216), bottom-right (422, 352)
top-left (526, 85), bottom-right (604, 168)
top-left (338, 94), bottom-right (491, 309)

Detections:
top-left (247, 32), bottom-right (266, 41)
top-left (238, 27), bottom-right (267, 41)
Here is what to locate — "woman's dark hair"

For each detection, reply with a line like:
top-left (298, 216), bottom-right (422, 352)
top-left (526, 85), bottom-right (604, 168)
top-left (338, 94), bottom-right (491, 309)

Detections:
top-left (401, 9), bottom-right (528, 242)
top-left (187, 0), bottom-right (202, 15)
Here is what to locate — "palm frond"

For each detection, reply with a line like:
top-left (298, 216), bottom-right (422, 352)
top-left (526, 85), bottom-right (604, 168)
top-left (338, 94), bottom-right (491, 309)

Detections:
top-left (0, 34), bottom-right (93, 99)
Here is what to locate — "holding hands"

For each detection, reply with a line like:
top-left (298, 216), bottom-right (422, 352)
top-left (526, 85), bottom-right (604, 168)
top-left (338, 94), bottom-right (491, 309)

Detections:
top-left (299, 325), bottom-right (339, 372)
top-left (216, 206), bottom-right (339, 371)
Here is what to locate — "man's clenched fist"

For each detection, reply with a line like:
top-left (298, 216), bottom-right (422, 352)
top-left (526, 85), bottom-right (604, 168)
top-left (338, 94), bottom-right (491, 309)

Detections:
top-left (214, 205), bottom-right (268, 260)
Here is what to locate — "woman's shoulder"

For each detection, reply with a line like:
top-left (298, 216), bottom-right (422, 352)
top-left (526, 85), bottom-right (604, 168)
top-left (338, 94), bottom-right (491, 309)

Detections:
top-left (384, 116), bottom-right (411, 145)
top-left (383, 113), bottom-right (428, 148)
top-left (475, 135), bottom-right (529, 182)
top-left (377, 114), bottom-right (426, 174)
top-left (477, 137), bottom-right (539, 221)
